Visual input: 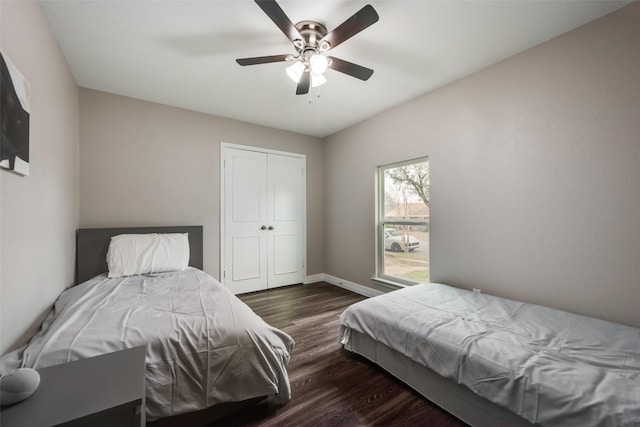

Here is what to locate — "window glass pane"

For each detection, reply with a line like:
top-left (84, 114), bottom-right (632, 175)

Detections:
top-left (377, 158), bottom-right (429, 284)
top-left (383, 161), bottom-right (429, 221)
top-left (382, 224), bottom-right (429, 283)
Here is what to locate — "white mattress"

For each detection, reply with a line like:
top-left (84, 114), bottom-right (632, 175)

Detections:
top-left (17, 268), bottom-right (294, 421)
top-left (339, 283), bottom-right (640, 426)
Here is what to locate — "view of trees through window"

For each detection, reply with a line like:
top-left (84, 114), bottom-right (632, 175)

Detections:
top-left (378, 158), bottom-right (429, 284)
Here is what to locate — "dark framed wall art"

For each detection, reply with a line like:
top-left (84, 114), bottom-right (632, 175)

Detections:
top-left (1, 50), bottom-right (31, 176)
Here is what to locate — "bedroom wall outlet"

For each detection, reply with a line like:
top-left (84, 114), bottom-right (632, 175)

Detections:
top-left (473, 288), bottom-right (482, 294)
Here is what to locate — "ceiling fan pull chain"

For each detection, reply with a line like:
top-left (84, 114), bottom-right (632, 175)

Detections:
top-left (308, 87), bottom-right (320, 104)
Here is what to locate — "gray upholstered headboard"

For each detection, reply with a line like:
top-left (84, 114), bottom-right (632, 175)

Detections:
top-left (75, 225), bottom-right (204, 285)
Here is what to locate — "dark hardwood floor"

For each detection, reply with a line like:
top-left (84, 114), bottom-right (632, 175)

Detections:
top-left (215, 282), bottom-right (467, 427)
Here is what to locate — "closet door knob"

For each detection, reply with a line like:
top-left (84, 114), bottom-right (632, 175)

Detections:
top-left (261, 225), bottom-right (267, 230)
top-left (268, 226), bottom-right (274, 230)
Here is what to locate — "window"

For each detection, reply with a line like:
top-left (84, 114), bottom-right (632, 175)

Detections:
top-left (375, 157), bottom-right (429, 286)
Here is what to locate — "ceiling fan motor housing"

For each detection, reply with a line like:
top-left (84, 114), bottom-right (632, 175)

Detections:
top-left (295, 21), bottom-right (330, 53)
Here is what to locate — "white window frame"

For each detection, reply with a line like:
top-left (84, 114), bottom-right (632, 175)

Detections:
top-left (374, 156), bottom-right (429, 288)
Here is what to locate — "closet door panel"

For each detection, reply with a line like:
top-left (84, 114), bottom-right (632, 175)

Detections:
top-left (273, 234), bottom-right (298, 275)
top-left (223, 148), bottom-right (268, 293)
top-left (231, 236), bottom-right (262, 281)
top-left (267, 154), bottom-right (304, 288)
top-left (222, 145), bottom-right (305, 293)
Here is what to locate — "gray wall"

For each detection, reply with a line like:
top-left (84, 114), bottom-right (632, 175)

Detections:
top-left (324, 3), bottom-right (640, 328)
top-left (79, 89), bottom-right (324, 279)
top-left (0, 2), bottom-right (80, 353)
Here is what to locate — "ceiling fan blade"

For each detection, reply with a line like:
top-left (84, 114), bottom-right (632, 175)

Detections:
top-left (236, 54), bottom-right (289, 66)
top-left (296, 71), bottom-right (310, 95)
top-left (254, 0), bottom-right (303, 45)
top-left (328, 57), bottom-right (374, 81)
top-left (321, 4), bottom-right (379, 50)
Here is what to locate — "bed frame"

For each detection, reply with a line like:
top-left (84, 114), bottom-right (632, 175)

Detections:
top-left (75, 225), bottom-right (204, 285)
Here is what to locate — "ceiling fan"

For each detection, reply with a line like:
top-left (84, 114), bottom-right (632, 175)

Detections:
top-left (236, 0), bottom-right (379, 95)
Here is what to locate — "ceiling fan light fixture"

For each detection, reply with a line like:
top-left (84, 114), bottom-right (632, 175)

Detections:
top-left (309, 54), bottom-right (328, 75)
top-left (319, 40), bottom-right (331, 52)
top-left (236, 1), bottom-right (379, 96)
top-left (311, 72), bottom-right (327, 88)
top-left (286, 61), bottom-right (305, 83)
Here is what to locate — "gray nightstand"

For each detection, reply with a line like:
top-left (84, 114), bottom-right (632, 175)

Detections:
top-left (1, 346), bottom-right (146, 427)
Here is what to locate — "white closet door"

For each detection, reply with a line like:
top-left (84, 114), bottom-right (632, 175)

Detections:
top-left (222, 145), bottom-right (306, 294)
top-left (267, 154), bottom-right (304, 288)
top-left (223, 148), bottom-right (268, 293)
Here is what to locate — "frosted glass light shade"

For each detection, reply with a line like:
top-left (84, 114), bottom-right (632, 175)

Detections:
top-left (309, 54), bottom-right (328, 74)
top-left (311, 73), bottom-right (327, 88)
top-left (286, 61), bottom-right (305, 83)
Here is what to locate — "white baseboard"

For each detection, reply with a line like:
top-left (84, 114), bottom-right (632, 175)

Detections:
top-left (322, 274), bottom-right (384, 298)
top-left (304, 273), bottom-right (384, 298)
top-left (303, 273), bottom-right (325, 284)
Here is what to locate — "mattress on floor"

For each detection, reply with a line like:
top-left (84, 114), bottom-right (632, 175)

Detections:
top-left (339, 283), bottom-right (640, 427)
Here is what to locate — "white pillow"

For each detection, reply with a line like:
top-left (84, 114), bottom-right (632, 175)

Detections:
top-left (107, 233), bottom-right (190, 278)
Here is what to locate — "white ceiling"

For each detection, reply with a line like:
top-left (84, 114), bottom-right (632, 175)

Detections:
top-left (41, 0), bottom-right (629, 138)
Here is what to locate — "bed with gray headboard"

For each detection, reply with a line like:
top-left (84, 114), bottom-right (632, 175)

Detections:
top-left (15, 225), bottom-right (294, 424)
top-left (75, 225), bottom-right (204, 285)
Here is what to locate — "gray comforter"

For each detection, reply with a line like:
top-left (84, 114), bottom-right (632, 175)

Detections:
top-left (339, 283), bottom-right (640, 426)
top-left (19, 268), bottom-right (294, 421)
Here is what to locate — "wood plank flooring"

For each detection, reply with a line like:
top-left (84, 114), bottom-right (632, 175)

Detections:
top-left (215, 282), bottom-right (467, 427)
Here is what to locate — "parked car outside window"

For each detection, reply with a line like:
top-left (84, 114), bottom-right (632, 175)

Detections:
top-left (384, 228), bottom-right (420, 252)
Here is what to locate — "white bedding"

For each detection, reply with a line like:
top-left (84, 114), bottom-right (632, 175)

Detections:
top-left (17, 268), bottom-right (294, 421)
top-left (339, 283), bottom-right (640, 426)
